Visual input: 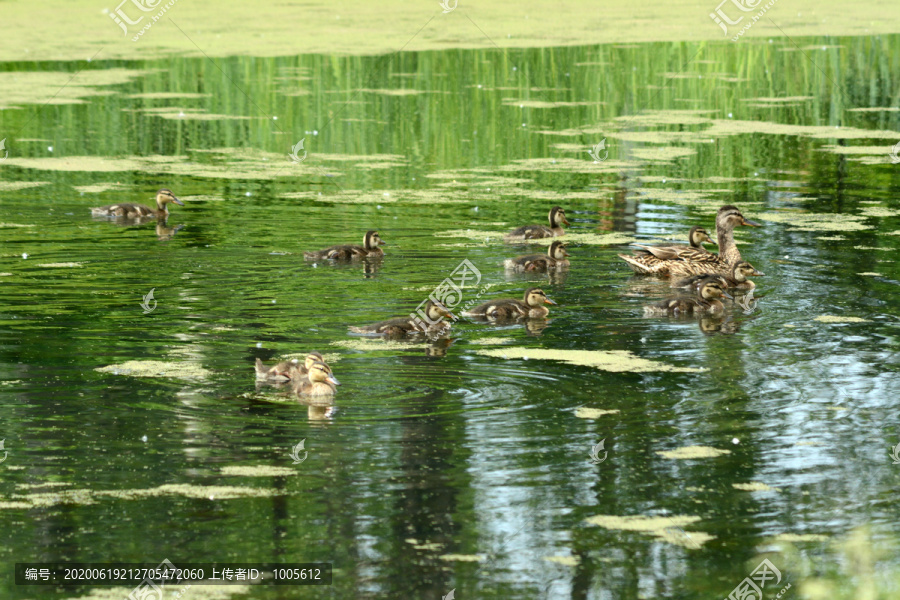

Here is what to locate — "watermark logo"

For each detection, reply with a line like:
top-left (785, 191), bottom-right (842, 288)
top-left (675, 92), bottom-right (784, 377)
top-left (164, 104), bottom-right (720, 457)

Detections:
top-left (439, 0), bottom-right (458, 13)
top-left (711, 0), bottom-right (778, 41)
top-left (725, 558), bottom-right (789, 600)
top-left (411, 259), bottom-right (482, 329)
top-left (140, 288), bottom-right (157, 314)
top-left (289, 139), bottom-right (307, 163)
top-left (127, 558), bottom-right (178, 600)
top-left (889, 141), bottom-right (900, 164)
top-left (0, 138), bottom-right (7, 160)
top-left (108, 0), bottom-right (182, 42)
top-left (0, 439), bottom-right (7, 464)
top-left (588, 138), bottom-right (608, 162)
top-left (442, 589), bottom-right (455, 600)
top-left (736, 291), bottom-right (759, 315)
top-left (890, 442), bottom-right (900, 464)
top-left (290, 439), bottom-right (308, 464)
top-left (589, 439), bottom-right (608, 464)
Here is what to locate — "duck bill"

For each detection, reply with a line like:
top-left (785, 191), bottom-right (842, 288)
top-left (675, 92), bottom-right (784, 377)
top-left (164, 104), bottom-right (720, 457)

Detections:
top-left (544, 298), bottom-right (557, 305)
top-left (171, 196), bottom-right (184, 206)
top-left (741, 218), bottom-right (760, 227)
top-left (562, 249), bottom-right (571, 257)
top-left (441, 309), bottom-right (457, 321)
top-left (562, 217), bottom-right (571, 226)
top-left (378, 239), bottom-right (386, 246)
top-left (752, 269), bottom-right (765, 276)
top-left (722, 291), bottom-right (734, 300)
top-left (328, 374), bottom-right (341, 386)
top-left (704, 235), bottom-right (717, 245)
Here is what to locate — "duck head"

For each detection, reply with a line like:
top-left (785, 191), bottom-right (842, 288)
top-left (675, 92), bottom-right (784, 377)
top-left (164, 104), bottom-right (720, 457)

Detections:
top-left (548, 241), bottom-right (570, 259)
top-left (308, 361), bottom-right (340, 386)
top-left (364, 230), bottom-right (386, 251)
top-left (699, 277), bottom-right (733, 301)
top-left (688, 226), bottom-right (715, 247)
top-left (155, 188), bottom-right (183, 210)
top-left (717, 205), bottom-right (760, 229)
top-left (524, 287), bottom-right (556, 307)
top-left (732, 261), bottom-right (764, 283)
top-left (424, 299), bottom-right (456, 322)
top-left (304, 351), bottom-right (325, 371)
top-left (549, 206), bottom-right (570, 227)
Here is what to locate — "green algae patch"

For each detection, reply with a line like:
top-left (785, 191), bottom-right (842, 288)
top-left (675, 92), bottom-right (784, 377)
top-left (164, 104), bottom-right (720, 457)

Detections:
top-left (759, 211), bottom-right (871, 232)
top-left (575, 407), bottom-right (620, 419)
top-left (857, 272), bottom-right (882, 277)
top-left (73, 183), bottom-right (130, 193)
top-left (125, 107), bottom-right (257, 121)
top-left (0, 156), bottom-right (146, 172)
top-left (813, 315), bottom-right (871, 323)
top-left (705, 119), bottom-right (900, 141)
top-left (220, 465), bottom-right (298, 477)
top-left (0, 181), bottom-right (50, 191)
top-left (95, 360), bottom-right (212, 381)
top-left (629, 146), bottom-right (697, 162)
top-left (38, 262), bottom-right (83, 268)
top-left (656, 446), bottom-right (731, 459)
top-left (532, 232), bottom-right (637, 246)
top-left (332, 339), bottom-right (430, 351)
top-left (544, 555), bottom-right (580, 566)
top-left (585, 514), bottom-right (712, 547)
top-left (0, 223), bottom-right (35, 228)
top-left (474, 347), bottom-right (703, 373)
top-left (469, 337), bottom-right (514, 346)
top-left (436, 229), bottom-right (506, 241)
top-left (772, 533), bottom-right (829, 542)
top-left (502, 99), bottom-right (604, 109)
top-left (733, 482), bottom-right (781, 492)
top-left (0, 69), bottom-right (145, 109)
top-left (283, 352), bottom-right (342, 364)
top-left (613, 110), bottom-right (715, 126)
top-left (439, 554), bottom-right (486, 562)
top-left (125, 92), bottom-right (211, 99)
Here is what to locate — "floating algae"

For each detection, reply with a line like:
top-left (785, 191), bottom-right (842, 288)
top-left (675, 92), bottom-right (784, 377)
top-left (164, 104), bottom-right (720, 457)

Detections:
top-left (220, 466), bottom-right (298, 477)
top-left (125, 92), bottom-right (211, 99)
top-left (0, 223), bottom-right (35, 228)
top-left (95, 360), bottom-right (212, 381)
top-left (771, 533), bottom-right (829, 542)
top-left (530, 232), bottom-right (637, 246)
top-left (439, 554), bottom-right (486, 562)
top-left (543, 555), bottom-right (580, 566)
top-left (575, 407), bottom-right (620, 419)
top-left (282, 352), bottom-right (342, 363)
top-left (733, 482), bottom-right (781, 492)
top-left (73, 183), bottom-right (130, 193)
top-left (474, 348), bottom-right (703, 373)
top-left (38, 262), bottom-right (83, 268)
top-left (124, 107), bottom-right (256, 120)
top-left (813, 315), bottom-right (871, 323)
top-left (0, 69), bottom-right (145, 109)
top-left (0, 181), bottom-right (50, 191)
top-left (656, 446), bottom-right (731, 459)
top-left (857, 272), bottom-right (882, 277)
top-left (332, 339), bottom-right (431, 351)
top-left (502, 99), bottom-right (604, 109)
top-left (585, 514), bottom-right (713, 547)
top-left (758, 210), bottom-right (871, 232)
top-left (628, 146), bottom-right (697, 162)
top-left (469, 337), bottom-right (514, 346)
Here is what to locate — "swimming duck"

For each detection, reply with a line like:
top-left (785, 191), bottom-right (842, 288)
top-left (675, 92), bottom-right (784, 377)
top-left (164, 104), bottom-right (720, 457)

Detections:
top-left (348, 300), bottom-right (455, 338)
top-left (504, 241), bottom-right (571, 271)
top-left (462, 287), bottom-right (556, 319)
top-left (619, 226), bottom-right (715, 275)
top-left (90, 189), bottom-right (183, 218)
top-left (504, 207), bottom-right (570, 241)
top-left (303, 230), bottom-right (385, 261)
top-left (620, 207), bottom-right (759, 276)
top-left (672, 260), bottom-right (764, 290)
top-left (293, 361), bottom-right (340, 396)
top-left (255, 352), bottom-right (324, 382)
top-left (643, 277), bottom-right (732, 316)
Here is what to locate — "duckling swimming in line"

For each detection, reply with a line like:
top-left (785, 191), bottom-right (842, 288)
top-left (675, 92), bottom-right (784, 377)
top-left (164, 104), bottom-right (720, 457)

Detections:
top-left (462, 287), bottom-right (556, 319)
top-left (504, 207), bottom-right (570, 241)
top-left (91, 189), bottom-right (183, 218)
top-left (644, 277), bottom-right (732, 316)
top-left (672, 261), bottom-right (764, 291)
top-left (304, 230), bottom-right (385, 261)
top-left (293, 361), bottom-right (340, 396)
top-left (348, 299), bottom-right (455, 338)
top-left (504, 241), bottom-right (571, 271)
top-left (255, 351), bottom-right (325, 382)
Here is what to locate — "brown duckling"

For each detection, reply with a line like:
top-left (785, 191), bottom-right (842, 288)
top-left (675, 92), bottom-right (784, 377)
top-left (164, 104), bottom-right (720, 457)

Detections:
top-left (91, 189), bottom-right (183, 218)
top-left (348, 299), bottom-right (455, 338)
top-left (643, 277), bottom-right (733, 316)
top-left (255, 351), bottom-right (324, 382)
top-left (504, 206), bottom-right (570, 241)
top-left (619, 226), bottom-right (715, 275)
top-left (293, 361), bottom-right (340, 396)
top-left (462, 287), bottom-right (556, 319)
top-left (504, 241), bottom-right (571, 271)
top-left (672, 261), bottom-right (764, 291)
top-left (304, 230), bottom-right (385, 261)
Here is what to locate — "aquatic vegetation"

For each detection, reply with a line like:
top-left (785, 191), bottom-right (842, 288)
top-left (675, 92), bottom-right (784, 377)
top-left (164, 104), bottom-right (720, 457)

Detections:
top-left (544, 555), bottom-right (580, 566)
top-left (575, 407), bottom-right (620, 419)
top-left (95, 360), bottom-right (212, 381)
top-left (474, 348), bottom-right (704, 373)
top-left (732, 482), bottom-right (781, 492)
top-left (585, 514), bottom-right (713, 547)
top-left (0, 181), bottom-right (50, 191)
top-left (37, 262), bottom-right (83, 268)
top-left (656, 446), bottom-right (731, 459)
top-left (220, 466), bottom-right (298, 477)
top-left (813, 315), bottom-right (871, 323)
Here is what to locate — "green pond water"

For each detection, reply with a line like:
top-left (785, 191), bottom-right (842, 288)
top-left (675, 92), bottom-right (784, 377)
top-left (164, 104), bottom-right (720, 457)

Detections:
top-left (1, 34), bottom-right (900, 600)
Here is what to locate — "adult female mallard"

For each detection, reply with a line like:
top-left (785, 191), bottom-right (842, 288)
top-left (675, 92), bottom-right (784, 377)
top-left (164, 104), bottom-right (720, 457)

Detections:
top-left (644, 277), bottom-right (732, 316)
top-left (348, 300), bottom-right (455, 338)
top-left (293, 361), bottom-right (340, 396)
top-left (462, 287), bottom-right (556, 319)
top-left (672, 260), bottom-right (764, 290)
top-left (304, 230), bottom-right (385, 260)
top-left (619, 226), bottom-right (715, 275)
top-left (90, 189), bottom-right (183, 218)
top-left (504, 241), bottom-right (571, 271)
top-left (504, 206), bottom-right (570, 241)
top-left (255, 352), bottom-right (325, 382)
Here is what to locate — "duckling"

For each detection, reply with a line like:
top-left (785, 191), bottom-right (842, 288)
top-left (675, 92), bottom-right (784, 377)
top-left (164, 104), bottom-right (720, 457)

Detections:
top-left (672, 261), bottom-right (764, 290)
top-left (504, 241), bottom-right (571, 271)
top-left (303, 230), bottom-right (385, 261)
top-left (619, 226), bottom-right (715, 275)
top-left (91, 189), bottom-right (183, 218)
top-left (643, 277), bottom-right (733, 316)
top-left (462, 287), bottom-right (556, 319)
top-left (255, 352), bottom-right (324, 382)
top-left (504, 206), bottom-right (570, 241)
top-left (293, 361), bottom-right (340, 396)
top-left (348, 300), bottom-right (455, 338)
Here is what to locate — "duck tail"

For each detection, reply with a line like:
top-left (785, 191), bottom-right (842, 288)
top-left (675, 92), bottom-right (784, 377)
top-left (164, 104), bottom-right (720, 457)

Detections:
top-left (255, 358), bottom-right (269, 378)
top-left (618, 254), bottom-right (668, 276)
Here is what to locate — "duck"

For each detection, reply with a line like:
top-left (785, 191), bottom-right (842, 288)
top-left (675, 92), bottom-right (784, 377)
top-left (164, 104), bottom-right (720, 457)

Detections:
top-left (255, 352), bottom-right (324, 382)
top-left (293, 361), bottom-right (340, 396)
top-left (504, 206), bottom-right (570, 241)
top-left (619, 226), bottom-right (715, 275)
top-left (348, 299), bottom-right (455, 338)
top-left (90, 189), bottom-right (183, 218)
top-left (303, 230), bottom-right (385, 260)
top-left (504, 241), bottom-right (571, 271)
top-left (462, 287), bottom-right (556, 319)
top-left (672, 260), bottom-right (764, 290)
top-left (620, 206), bottom-right (759, 276)
top-left (643, 277), bottom-right (732, 316)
